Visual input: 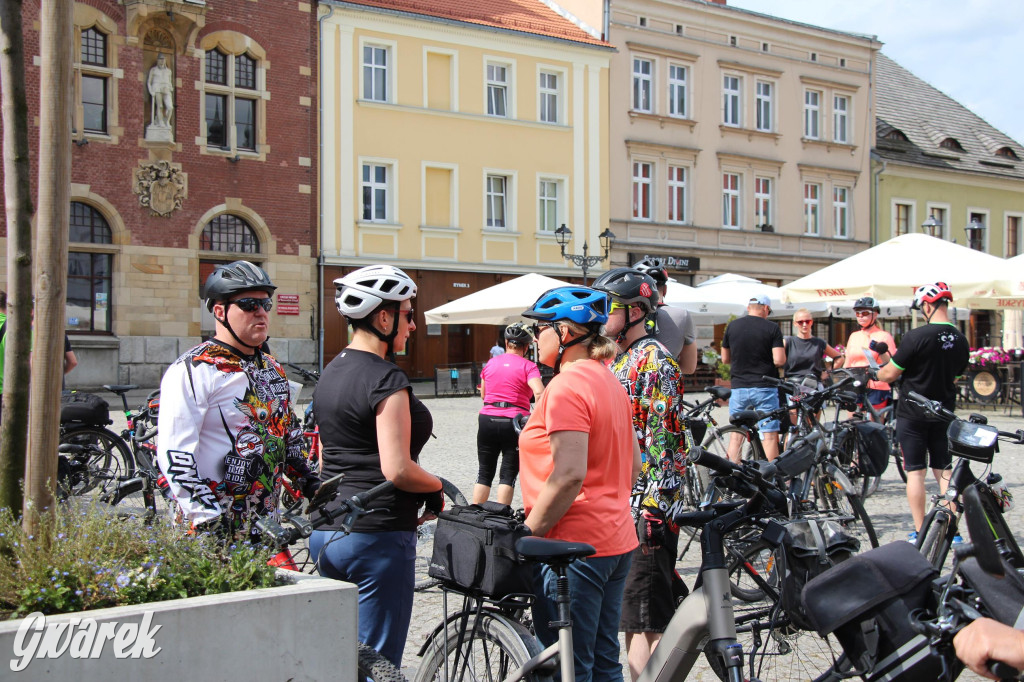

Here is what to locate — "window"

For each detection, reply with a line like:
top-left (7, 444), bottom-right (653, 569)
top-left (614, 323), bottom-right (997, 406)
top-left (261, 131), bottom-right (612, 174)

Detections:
top-left (941, 137), bottom-right (965, 153)
top-left (997, 147), bottom-right (1020, 161)
top-left (486, 175), bottom-right (508, 228)
top-left (722, 173), bottom-right (740, 228)
top-left (968, 212), bottom-right (986, 251)
top-left (67, 202), bottom-right (113, 333)
top-left (833, 186), bottom-right (850, 238)
top-left (668, 64), bottom-right (687, 118)
top-left (361, 164), bottom-right (390, 222)
top-left (204, 48), bottom-right (259, 153)
top-left (362, 45), bottom-right (388, 102)
top-left (754, 177), bottom-right (771, 227)
top-left (1008, 216), bottom-right (1021, 257)
top-left (538, 180), bottom-right (559, 232)
top-left (667, 166), bottom-right (687, 223)
top-left (925, 207), bottom-right (947, 238)
top-left (633, 58), bottom-right (653, 113)
top-left (804, 90), bottom-right (820, 139)
top-left (79, 27), bottom-right (109, 134)
top-left (200, 214), bottom-right (260, 252)
top-left (833, 95), bottom-right (849, 143)
top-left (632, 162), bottom-right (652, 220)
top-left (803, 183), bottom-right (820, 235)
top-left (723, 76), bottom-right (741, 126)
top-left (487, 63), bottom-right (508, 117)
top-left (895, 203), bottom-right (911, 236)
top-left (539, 71), bottom-right (559, 123)
top-left (755, 81), bottom-right (772, 132)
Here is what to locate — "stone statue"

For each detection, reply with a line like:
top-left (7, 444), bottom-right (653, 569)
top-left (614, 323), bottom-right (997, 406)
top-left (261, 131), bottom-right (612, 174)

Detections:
top-left (146, 54), bottom-right (174, 141)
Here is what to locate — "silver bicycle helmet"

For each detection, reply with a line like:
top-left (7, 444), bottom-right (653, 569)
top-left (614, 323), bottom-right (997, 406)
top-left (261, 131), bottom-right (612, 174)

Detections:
top-left (334, 265), bottom-right (417, 320)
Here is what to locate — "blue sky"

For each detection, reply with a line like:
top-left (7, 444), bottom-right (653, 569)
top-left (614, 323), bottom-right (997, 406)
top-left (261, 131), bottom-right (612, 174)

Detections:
top-left (726, 0), bottom-right (1024, 145)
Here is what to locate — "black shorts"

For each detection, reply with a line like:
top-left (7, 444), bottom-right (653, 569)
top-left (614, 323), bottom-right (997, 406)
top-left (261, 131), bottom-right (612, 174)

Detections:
top-left (896, 417), bottom-right (951, 472)
top-left (619, 529), bottom-right (679, 632)
top-left (476, 413), bottom-right (520, 487)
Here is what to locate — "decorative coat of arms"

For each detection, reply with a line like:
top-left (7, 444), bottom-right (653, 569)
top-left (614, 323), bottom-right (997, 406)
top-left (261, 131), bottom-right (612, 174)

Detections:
top-left (133, 161), bottom-right (186, 217)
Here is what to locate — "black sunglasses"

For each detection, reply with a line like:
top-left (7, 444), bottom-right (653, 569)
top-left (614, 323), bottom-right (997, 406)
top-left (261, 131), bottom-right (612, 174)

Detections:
top-left (231, 297), bottom-right (273, 313)
top-left (402, 308), bottom-right (415, 323)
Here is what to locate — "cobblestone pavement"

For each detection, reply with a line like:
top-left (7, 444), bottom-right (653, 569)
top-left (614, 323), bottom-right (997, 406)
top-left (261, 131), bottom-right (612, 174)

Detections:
top-left (109, 389), bottom-right (1023, 680)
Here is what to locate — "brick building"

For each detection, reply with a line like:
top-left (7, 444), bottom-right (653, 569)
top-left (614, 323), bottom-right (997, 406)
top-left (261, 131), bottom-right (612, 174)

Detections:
top-left (0, 0), bottom-right (319, 388)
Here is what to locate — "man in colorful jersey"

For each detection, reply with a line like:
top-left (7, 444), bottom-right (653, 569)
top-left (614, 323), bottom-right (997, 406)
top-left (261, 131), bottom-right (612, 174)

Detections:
top-left (875, 282), bottom-right (968, 540)
top-left (593, 267), bottom-right (685, 681)
top-left (157, 261), bottom-right (318, 540)
top-left (844, 296), bottom-right (896, 410)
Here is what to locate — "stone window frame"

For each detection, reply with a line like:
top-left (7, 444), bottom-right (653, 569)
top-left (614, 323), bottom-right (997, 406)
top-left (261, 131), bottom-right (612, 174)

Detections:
top-left (631, 158), bottom-right (654, 221)
top-left (631, 55), bottom-right (654, 113)
top-left (536, 174), bottom-right (567, 234)
top-left (67, 188), bottom-right (127, 335)
top-left (754, 176), bottom-right (772, 228)
top-left (803, 89), bottom-right (821, 140)
top-left (755, 80), bottom-right (773, 132)
top-left (722, 73), bottom-right (742, 127)
top-left (196, 32), bottom-right (269, 161)
top-left (803, 182), bottom-right (822, 236)
top-left (666, 165), bottom-right (687, 224)
top-left (832, 185), bottom-right (851, 239)
top-left (537, 64), bottom-right (566, 125)
top-left (722, 172), bottom-right (741, 229)
top-left (73, 6), bottom-right (122, 145)
top-left (667, 62), bottom-right (688, 119)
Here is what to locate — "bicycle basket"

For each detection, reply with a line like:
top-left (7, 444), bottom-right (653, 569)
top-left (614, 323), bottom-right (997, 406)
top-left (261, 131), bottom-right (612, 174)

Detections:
top-left (802, 541), bottom-right (945, 681)
top-left (428, 502), bottom-right (532, 599)
top-left (60, 392), bottom-right (110, 426)
top-left (947, 419), bottom-right (998, 463)
top-left (854, 421), bottom-right (890, 476)
top-left (779, 518), bottom-right (859, 631)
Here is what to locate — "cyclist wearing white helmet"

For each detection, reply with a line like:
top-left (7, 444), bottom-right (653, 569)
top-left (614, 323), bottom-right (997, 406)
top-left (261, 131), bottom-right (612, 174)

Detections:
top-left (311, 264), bottom-right (443, 667)
top-left (876, 282), bottom-right (968, 540)
top-left (157, 260), bottom-right (319, 542)
top-left (844, 296), bottom-right (897, 411)
top-left (473, 322), bottom-right (544, 506)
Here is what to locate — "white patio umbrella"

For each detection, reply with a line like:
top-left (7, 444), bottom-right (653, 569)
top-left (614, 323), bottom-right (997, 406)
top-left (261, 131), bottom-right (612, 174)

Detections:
top-left (424, 273), bottom-right (570, 326)
top-left (695, 273), bottom-right (829, 318)
top-left (661, 280), bottom-right (745, 323)
top-left (780, 233), bottom-right (1021, 308)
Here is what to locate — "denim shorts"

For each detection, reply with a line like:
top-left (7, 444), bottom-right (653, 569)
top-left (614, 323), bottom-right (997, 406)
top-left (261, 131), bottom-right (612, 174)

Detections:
top-left (729, 386), bottom-right (781, 433)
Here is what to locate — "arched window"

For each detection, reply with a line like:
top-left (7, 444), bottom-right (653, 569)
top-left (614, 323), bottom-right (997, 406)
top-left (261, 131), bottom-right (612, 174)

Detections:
top-left (940, 137), bottom-right (965, 153)
top-left (996, 146), bottom-right (1020, 161)
top-left (200, 214), bottom-right (259, 253)
top-left (68, 202), bottom-right (113, 333)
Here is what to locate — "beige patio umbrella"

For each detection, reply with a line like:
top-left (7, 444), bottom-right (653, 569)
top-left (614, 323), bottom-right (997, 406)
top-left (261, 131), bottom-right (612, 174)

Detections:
top-left (424, 273), bottom-right (570, 326)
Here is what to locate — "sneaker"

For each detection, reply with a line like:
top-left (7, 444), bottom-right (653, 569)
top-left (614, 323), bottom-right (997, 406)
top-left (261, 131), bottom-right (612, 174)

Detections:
top-left (907, 531), bottom-right (919, 543)
top-left (952, 535), bottom-right (964, 545)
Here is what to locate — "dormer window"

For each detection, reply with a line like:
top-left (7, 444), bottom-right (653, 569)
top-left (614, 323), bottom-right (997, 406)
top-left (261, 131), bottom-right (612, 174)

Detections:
top-left (940, 137), bottom-right (964, 152)
top-left (996, 146), bottom-right (1020, 161)
top-left (885, 129), bottom-right (908, 142)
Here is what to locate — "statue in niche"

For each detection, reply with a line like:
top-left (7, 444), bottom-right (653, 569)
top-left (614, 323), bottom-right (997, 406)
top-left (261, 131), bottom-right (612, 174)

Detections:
top-left (133, 160), bottom-right (186, 217)
top-left (145, 53), bottom-right (174, 141)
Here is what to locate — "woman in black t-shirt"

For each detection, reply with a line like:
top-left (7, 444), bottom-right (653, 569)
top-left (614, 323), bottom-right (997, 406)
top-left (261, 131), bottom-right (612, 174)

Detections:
top-left (310, 265), bottom-right (443, 667)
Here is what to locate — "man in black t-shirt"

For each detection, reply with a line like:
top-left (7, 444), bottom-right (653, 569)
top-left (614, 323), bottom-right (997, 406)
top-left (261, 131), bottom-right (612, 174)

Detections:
top-left (876, 282), bottom-right (968, 539)
top-left (721, 295), bottom-right (786, 462)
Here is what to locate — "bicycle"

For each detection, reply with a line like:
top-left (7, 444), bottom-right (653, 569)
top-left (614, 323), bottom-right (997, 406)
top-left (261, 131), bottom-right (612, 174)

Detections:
top-left (414, 446), bottom-right (845, 682)
top-left (58, 388), bottom-right (137, 501)
top-left (901, 390), bottom-right (1023, 572)
top-left (827, 366), bottom-right (905, 488)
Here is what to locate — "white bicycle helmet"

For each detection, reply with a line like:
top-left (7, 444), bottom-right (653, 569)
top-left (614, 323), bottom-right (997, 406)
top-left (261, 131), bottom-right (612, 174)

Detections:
top-left (912, 282), bottom-right (953, 310)
top-left (334, 265), bottom-right (417, 319)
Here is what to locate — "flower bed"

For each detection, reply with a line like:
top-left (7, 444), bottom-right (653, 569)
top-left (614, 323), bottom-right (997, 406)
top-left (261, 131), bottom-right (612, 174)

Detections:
top-left (969, 347), bottom-right (1022, 369)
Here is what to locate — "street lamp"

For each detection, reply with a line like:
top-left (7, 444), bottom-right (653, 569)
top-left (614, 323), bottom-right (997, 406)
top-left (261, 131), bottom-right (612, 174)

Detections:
top-left (553, 224), bottom-right (615, 285)
top-left (965, 219), bottom-right (986, 251)
top-left (921, 215), bottom-right (942, 238)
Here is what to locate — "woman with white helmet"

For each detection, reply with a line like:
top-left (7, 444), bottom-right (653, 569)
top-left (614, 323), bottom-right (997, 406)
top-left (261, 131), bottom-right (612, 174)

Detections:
top-left (311, 264), bottom-right (443, 667)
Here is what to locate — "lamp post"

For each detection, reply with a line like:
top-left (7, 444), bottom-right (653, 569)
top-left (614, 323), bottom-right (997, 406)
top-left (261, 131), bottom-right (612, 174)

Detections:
top-left (921, 215), bottom-right (942, 238)
top-left (553, 224), bottom-right (615, 285)
top-left (965, 219), bottom-right (986, 251)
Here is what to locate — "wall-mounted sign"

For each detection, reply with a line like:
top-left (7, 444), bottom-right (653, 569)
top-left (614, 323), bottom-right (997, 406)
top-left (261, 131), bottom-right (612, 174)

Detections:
top-left (629, 253), bottom-right (700, 272)
top-left (278, 294), bottom-right (299, 304)
top-left (453, 283), bottom-right (470, 288)
top-left (277, 294), bottom-right (299, 315)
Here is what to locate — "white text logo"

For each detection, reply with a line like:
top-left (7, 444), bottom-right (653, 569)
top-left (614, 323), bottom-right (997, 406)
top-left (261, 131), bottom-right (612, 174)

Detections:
top-left (10, 611), bottom-right (162, 671)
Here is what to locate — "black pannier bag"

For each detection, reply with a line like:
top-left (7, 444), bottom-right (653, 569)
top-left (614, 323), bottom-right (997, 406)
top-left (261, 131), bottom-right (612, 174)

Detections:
top-left (60, 392), bottom-right (110, 426)
top-left (428, 502), bottom-right (532, 599)
top-left (854, 421), bottom-right (890, 477)
top-left (772, 433), bottom-right (819, 480)
top-left (779, 518), bottom-right (859, 631)
top-left (802, 541), bottom-right (946, 681)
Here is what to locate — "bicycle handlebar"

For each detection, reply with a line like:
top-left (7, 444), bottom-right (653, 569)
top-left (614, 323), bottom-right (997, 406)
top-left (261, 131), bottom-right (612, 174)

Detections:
top-left (285, 362), bottom-right (321, 383)
top-left (684, 446), bottom-right (789, 514)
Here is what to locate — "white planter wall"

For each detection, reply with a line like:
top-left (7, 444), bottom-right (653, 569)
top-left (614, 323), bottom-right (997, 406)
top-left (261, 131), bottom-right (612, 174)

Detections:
top-left (0, 572), bottom-right (356, 681)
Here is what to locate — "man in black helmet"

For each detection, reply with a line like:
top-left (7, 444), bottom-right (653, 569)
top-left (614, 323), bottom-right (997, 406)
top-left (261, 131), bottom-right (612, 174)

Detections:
top-left (633, 258), bottom-right (697, 375)
top-left (157, 260), bottom-right (318, 541)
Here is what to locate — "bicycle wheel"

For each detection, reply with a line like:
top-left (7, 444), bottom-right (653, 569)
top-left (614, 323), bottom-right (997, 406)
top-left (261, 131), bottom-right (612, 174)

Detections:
top-left (917, 507), bottom-right (955, 570)
top-left (812, 471), bottom-right (879, 549)
top-left (59, 426), bottom-right (135, 498)
top-left (415, 479), bottom-right (469, 592)
top-left (113, 442), bottom-right (177, 522)
top-left (414, 612), bottom-right (550, 682)
top-left (834, 426), bottom-right (880, 500)
top-left (879, 406), bottom-right (907, 483)
top-left (726, 535), bottom-right (780, 603)
top-left (702, 425), bottom-right (756, 463)
top-left (358, 642), bottom-right (406, 682)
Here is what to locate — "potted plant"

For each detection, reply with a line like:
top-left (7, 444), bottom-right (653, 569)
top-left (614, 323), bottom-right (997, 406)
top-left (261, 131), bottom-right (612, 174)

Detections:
top-left (702, 346), bottom-right (731, 388)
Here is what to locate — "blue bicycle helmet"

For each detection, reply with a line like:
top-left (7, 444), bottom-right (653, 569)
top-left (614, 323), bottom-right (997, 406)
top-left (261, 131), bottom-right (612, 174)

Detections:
top-left (522, 287), bottom-right (609, 325)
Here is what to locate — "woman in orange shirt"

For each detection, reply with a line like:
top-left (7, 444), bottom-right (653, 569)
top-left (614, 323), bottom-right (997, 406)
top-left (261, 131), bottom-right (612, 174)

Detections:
top-left (519, 286), bottom-right (641, 682)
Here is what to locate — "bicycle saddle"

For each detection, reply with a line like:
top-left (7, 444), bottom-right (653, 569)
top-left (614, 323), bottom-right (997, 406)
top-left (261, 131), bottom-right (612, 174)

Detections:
top-left (102, 384), bottom-right (139, 395)
top-left (730, 409), bottom-right (766, 428)
top-left (516, 536), bottom-right (595, 564)
top-left (707, 386), bottom-right (731, 401)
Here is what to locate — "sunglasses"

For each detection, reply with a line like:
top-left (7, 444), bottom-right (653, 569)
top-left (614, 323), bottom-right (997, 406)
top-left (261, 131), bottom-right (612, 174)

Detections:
top-left (610, 302), bottom-right (627, 312)
top-left (401, 308), bottom-right (415, 323)
top-left (854, 310), bottom-right (874, 317)
top-left (231, 297), bottom-right (273, 313)
top-left (795, 320), bottom-right (813, 326)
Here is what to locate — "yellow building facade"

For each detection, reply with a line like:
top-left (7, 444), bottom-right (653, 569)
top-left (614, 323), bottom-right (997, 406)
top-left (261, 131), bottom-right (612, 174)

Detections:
top-left (318, 0), bottom-right (612, 374)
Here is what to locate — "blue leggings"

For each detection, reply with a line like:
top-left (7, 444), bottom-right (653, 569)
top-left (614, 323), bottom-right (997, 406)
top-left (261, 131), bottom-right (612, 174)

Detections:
top-left (309, 529), bottom-right (416, 667)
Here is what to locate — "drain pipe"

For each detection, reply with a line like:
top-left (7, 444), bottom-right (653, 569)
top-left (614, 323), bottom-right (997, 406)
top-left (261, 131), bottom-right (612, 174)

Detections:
top-left (871, 150), bottom-right (886, 246)
top-left (316, 3), bottom-right (336, 372)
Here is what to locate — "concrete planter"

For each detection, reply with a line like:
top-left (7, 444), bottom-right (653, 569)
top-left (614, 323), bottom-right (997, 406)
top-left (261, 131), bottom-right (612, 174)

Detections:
top-left (0, 571), bottom-right (357, 681)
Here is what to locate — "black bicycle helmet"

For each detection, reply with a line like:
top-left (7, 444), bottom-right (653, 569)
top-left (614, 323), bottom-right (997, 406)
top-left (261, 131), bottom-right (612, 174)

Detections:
top-left (204, 260), bottom-right (277, 312)
top-left (504, 322), bottom-right (534, 345)
top-left (852, 296), bottom-right (880, 313)
top-left (592, 268), bottom-right (659, 312)
top-left (633, 257), bottom-right (669, 286)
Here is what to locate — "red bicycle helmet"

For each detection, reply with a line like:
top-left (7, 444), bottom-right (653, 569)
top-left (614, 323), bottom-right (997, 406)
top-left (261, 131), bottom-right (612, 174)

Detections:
top-left (912, 282), bottom-right (953, 310)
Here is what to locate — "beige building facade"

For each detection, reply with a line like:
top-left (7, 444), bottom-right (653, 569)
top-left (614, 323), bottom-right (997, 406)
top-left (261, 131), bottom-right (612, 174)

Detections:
top-left (598, 0), bottom-right (880, 286)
